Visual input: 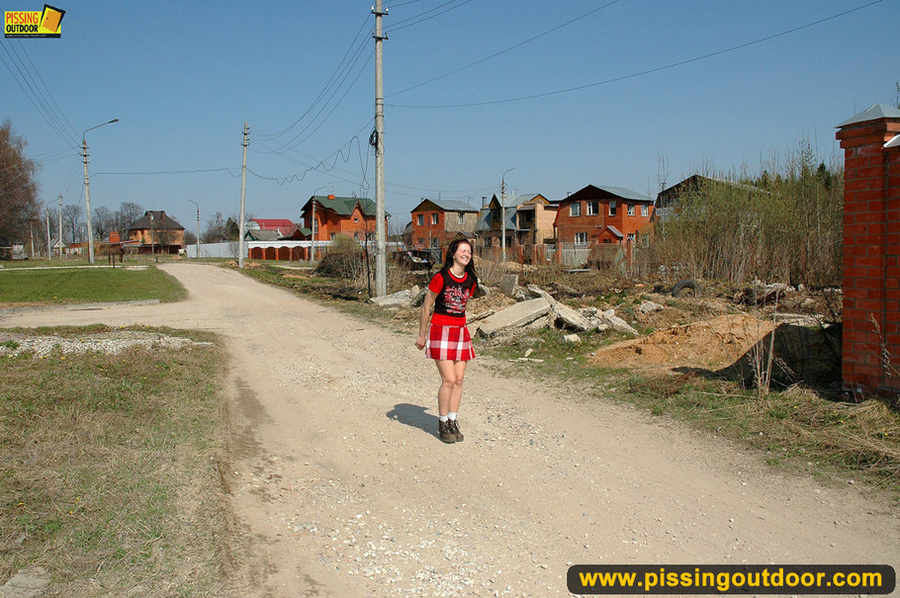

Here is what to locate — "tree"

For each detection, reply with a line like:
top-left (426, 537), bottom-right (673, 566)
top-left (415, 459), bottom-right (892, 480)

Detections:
top-left (224, 217), bottom-right (240, 241)
top-left (202, 212), bottom-right (227, 242)
top-left (61, 204), bottom-right (83, 244)
top-left (93, 206), bottom-right (115, 241)
top-left (0, 120), bottom-right (40, 246)
top-left (115, 202), bottom-right (144, 238)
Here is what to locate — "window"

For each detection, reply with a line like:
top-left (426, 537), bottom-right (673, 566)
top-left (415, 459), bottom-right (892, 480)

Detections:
top-left (641, 204), bottom-right (649, 217)
top-left (431, 237), bottom-right (440, 248)
top-left (431, 213), bottom-right (439, 225)
top-left (609, 201), bottom-right (617, 216)
top-left (458, 213), bottom-right (465, 225)
top-left (627, 203), bottom-right (635, 216)
top-left (570, 202), bottom-right (581, 217)
top-left (417, 214), bottom-right (424, 226)
top-left (574, 232), bottom-right (588, 245)
top-left (627, 233), bottom-right (635, 243)
top-left (354, 217), bottom-right (359, 222)
top-left (587, 201), bottom-right (599, 216)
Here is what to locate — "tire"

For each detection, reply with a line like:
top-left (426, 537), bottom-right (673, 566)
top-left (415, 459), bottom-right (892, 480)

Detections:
top-left (672, 279), bottom-right (701, 298)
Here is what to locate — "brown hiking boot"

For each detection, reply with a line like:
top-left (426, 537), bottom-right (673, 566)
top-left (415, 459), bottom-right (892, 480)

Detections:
top-left (438, 419), bottom-right (456, 444)
top-left (449, 418), bottom-right (464, 442)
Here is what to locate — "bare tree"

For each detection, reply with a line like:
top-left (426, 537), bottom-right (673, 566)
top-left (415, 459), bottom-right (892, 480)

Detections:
top-left (202, 212), bottom-right (227, 243)
top-left (93, 206), bottom-right (115, 241)
top-left (61, 204), bottom-right (83, 244)
top-left (0, 120), bottom-right (40, 246)
top-left (115, 202), bottom-right (144, 238)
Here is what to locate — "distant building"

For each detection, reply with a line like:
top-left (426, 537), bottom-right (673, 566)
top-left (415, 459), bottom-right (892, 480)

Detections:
top-left (128, 210), bottom-right (185, 253)
top-left (553, 184), bottom-right (653, 247)
top-left (410, 198), bottom-right (480, 249)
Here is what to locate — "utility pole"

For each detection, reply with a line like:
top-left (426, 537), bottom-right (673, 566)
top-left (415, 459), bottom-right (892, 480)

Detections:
top-left (373, 0), bottom-right (388, 297)
top-left (500, 167), bottom-right (515, 263)
top-left (57, 194), bottom-right (62, 260)
top-left (311, 195), bottom-right (317, 262)
top-left (188, 199), bottom-right (200, 259)
top-left (45, 209), bottom-right (51, 258)
top-left (82, 137), bottom-right (94, 263)
top-left (82, 118), bottom-right (118, 264)
top-left (239, 122), bottom-right (249, 269)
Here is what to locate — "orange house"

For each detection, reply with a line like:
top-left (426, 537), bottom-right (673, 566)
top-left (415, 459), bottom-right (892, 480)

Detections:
top-left (554, 185), bottom-right (653, 247)
top-left (127, 210), bottom-right (185, 253)
top-left (299, 194), bottom-right (388, 244)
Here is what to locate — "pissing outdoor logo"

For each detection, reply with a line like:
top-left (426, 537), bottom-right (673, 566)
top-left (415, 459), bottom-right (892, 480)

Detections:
top-left (5, 4), bottom-right (65, 38)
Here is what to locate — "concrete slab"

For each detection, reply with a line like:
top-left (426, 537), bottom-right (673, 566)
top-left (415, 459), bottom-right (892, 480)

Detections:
top-left (474, 296), bottom-right (551, 338)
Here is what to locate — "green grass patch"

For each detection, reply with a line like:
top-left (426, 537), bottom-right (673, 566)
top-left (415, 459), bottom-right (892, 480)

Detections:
top-left (0, 326), bottom-right (229, 596)
top-left (0, 264), bottom-right (186, 305)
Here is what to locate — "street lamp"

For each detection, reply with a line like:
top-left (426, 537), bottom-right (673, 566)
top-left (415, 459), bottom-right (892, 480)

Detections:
top-left (82, 118), bottom-right (119, 264)
top-left (187, 199), bottom-right (200, 258)
top-left (500, 167), bottom-right (515, 263)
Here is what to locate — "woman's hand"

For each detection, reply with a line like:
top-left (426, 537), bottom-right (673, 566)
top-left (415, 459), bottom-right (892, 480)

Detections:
top-left (415, 334), bottom-right (426, 350)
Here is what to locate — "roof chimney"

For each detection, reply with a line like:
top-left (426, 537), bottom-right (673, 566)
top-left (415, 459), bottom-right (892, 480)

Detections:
top-left (328, 194), bottom-right (336, 200)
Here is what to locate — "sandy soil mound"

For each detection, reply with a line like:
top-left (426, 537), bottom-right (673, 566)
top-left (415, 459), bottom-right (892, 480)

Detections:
top-left (591, 313), bottom-right (776, 374)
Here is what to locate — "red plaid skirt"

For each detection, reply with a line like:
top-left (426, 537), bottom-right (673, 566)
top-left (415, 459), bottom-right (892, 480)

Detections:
top-left (426, 323), bottom-right (475, 361)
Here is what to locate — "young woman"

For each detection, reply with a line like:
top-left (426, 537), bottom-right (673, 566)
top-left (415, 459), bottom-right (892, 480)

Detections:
top-left (415, 238), bottom-right (478, 444)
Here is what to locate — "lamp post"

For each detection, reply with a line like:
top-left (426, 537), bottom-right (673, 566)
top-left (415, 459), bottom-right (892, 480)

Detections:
top-left (500, 167), bottom-right (515, 263)
top-left (82, 118), bottom-right (119, 264)
top-left (187, 199), bottom-right (200, 258)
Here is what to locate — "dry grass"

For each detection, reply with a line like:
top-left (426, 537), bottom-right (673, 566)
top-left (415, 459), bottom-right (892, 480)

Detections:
top-left (0, 326), bottom-right (230, 597)
top-left (626, 374), bottom-right (900, 493)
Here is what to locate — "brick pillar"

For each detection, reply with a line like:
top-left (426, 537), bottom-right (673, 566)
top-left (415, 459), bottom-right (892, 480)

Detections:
top-left (836, 104), bottom-right (900, 401)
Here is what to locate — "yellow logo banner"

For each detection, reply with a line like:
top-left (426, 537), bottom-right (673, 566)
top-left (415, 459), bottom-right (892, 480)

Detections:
top-left (5, 4), bottom-right (65, 38)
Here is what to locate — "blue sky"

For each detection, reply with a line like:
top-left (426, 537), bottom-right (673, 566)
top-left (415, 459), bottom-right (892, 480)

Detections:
top-left (2, 0), bottom-right (897, 233)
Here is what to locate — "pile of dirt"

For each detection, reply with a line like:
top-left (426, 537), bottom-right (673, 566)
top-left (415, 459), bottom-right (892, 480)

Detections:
top-left (591, 313), bottom-right (776, 374)
top-left (591, 312), bottom-right (842, 387)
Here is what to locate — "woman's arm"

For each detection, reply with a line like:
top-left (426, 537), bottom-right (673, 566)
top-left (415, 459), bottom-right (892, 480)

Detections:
top-left (415, 289), bottom-right (437, 350)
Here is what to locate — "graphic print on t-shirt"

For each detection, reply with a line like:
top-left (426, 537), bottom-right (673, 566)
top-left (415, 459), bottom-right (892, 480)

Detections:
top-left (442, 283), bottom-right (470, 316)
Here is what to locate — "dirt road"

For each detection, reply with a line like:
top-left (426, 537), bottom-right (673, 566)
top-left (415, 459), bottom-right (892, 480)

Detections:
top-left (3, 263), bottom-right (898, 597)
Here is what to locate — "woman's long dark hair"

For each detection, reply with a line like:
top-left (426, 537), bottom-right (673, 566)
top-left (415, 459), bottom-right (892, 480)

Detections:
top-left (441, 238), bottom-right (478, 282)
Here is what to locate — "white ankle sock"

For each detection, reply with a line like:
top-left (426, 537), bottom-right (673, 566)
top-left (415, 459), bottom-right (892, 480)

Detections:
top-left (447, 412), bottom-right (457, 421)
top-left (439, 415), bottom-right (449, 422)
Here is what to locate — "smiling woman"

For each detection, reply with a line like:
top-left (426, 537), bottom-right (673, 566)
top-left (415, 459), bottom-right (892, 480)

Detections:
top-left (0, 264), bottom-right (187, 305)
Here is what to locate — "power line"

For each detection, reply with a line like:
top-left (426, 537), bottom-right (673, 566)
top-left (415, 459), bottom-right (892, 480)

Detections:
top-left (0, 41), bottom-right (79, 150)
top-left (390, 0), bottom-right (885, 109)
top-left (386, 0), bottom-right (476, 33)
top-left (256, 13), bottom-right (373, 142)
top-left (389, 0), bottom-right (622, 97)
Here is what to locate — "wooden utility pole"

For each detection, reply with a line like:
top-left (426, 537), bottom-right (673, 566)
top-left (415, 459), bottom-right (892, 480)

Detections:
top-left (239, 122), bottom-right (249, 268)
top-left (373, 0), bottom-right (387, 297)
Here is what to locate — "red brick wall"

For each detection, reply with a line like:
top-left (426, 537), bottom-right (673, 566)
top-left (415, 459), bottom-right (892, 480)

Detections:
top-left (410, 210), bottom-right (446, 248)
top-left (837, 113), bottom-right (900, 401)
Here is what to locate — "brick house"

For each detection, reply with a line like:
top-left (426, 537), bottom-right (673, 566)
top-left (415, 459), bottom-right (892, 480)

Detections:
top-left (554, 185), bottom-right (653, 246)
top-left (128, 210), bottom-right (185, 253)
top-left (410, 198), bottom-right (480, 250)
top-left (835, 103), bottom-right (900, 403)
top-left (299, 194), bottom-right (388, 244)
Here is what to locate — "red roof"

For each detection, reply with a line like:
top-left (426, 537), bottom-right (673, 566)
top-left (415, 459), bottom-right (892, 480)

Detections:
top-left (251, 219), bottom-right (297, 231)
